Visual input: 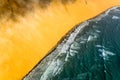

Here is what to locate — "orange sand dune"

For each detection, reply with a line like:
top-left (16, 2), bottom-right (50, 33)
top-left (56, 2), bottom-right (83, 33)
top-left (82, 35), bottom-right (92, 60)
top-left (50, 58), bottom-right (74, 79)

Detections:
top-left (0, 0), bottom-right (120, 80)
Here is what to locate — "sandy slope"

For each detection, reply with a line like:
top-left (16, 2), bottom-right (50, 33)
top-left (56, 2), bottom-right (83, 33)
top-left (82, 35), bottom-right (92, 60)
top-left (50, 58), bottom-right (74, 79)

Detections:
top-left (0, 0), bottom-right (120, 80)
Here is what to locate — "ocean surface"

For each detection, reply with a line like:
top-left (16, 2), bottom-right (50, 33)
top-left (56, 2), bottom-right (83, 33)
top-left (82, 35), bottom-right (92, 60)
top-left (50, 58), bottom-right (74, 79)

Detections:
top-left (24, 6), bottom-right (120, 80)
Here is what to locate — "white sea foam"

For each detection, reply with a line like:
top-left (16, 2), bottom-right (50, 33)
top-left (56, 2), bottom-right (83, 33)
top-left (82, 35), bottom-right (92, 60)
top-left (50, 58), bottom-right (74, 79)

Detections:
top-left (40, 21), bottom-right (90, 80)
top-left (99, 48), bottom-right (115, 60)
top-left (95, 45), bottom-right (102, 47)
top-left (112, 16), bottom-right (120, 19)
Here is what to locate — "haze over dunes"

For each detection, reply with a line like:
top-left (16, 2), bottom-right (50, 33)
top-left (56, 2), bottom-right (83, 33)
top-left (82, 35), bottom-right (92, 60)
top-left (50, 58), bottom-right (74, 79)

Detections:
top-left (0, 0), bottom-right (76, 19)
top-left (0, 0), bottom-right (120, 80)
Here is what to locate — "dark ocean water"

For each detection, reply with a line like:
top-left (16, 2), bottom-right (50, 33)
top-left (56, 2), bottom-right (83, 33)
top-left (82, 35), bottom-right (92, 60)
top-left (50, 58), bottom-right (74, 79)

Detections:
top-left (24, 6), bottom-right (120, 80)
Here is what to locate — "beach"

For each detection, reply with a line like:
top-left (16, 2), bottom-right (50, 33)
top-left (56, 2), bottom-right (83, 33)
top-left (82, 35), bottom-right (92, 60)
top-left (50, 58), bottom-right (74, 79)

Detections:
top-left (0, 0), bottom-right (120, 79)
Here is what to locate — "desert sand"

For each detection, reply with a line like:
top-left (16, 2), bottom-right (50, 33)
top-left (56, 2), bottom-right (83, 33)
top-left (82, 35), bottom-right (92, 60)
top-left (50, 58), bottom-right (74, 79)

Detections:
top-left (0, 0), bottom-right (120, 79)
